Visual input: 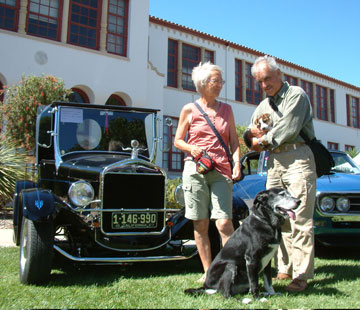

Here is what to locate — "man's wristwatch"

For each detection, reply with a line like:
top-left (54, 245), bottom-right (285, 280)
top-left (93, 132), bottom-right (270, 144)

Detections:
top-left (258, 139), bottom-right (265, 147)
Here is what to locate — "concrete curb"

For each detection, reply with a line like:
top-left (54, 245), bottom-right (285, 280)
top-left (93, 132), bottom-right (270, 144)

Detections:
top-left (0, 229), bottom-right (15, 247)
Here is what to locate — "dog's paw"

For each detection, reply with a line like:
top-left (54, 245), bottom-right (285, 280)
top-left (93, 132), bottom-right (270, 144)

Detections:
top-left (242, 297), bottom-right (252, 305)
top-left (259, 297), bottom-right (268, 303)
top-left (204, 289), bottom-right (217, 295)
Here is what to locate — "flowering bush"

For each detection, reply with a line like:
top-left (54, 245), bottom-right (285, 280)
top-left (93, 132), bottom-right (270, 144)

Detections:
top-left (0, 74), bottom-right (72, 151)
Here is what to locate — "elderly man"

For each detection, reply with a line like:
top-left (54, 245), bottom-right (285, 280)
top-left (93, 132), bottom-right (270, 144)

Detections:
top-left (244, 55), bottom-right (317, 292)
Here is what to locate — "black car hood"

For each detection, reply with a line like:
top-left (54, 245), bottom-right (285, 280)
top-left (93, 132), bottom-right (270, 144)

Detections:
top-left (58, 153), bottom-right (154, 179)
top-left (65, 153), bottom-right (131, 168)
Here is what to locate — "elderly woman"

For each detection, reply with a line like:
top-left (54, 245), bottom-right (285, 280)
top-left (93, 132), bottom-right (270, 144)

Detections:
top-left (174, 62), bottom-right (241, 282)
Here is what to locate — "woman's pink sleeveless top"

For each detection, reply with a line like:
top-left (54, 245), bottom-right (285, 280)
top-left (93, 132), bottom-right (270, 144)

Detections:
top-left (186, 101), bottom-right (232, 179)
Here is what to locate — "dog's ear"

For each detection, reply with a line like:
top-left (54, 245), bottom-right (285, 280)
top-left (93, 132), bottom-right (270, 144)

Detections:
top-left (253, 190), bottom-right (268, 209)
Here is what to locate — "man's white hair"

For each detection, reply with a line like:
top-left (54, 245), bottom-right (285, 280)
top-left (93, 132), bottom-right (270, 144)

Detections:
top-left (192, 62), bottom-right (223, 93)
top-left (251, 55), bottom-right (279, 77)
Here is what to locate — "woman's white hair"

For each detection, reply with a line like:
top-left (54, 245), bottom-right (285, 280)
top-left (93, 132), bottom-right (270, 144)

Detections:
top-left (251, 55), bottom-right (279, 77)
top-left (192, 62), bottom-right (223, 93)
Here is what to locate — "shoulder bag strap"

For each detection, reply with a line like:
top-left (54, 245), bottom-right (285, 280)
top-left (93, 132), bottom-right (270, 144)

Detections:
top-left (193, 102), bottom-right (234, 169)
top-left (267, 97), bottom-right (311, 144)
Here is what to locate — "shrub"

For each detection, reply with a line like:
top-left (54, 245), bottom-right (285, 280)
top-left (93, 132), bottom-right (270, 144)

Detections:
top-left (0, 74), bottom-right (72, 151)
top-left (236, 124), bottom-right (250, 155)
top-left (166, 178), bottom-right (183, 209)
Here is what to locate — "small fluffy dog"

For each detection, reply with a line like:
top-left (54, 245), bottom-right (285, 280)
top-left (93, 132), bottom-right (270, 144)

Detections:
top-left (184, 188), bottom-right (300, 301)
top-left (255, 113), bottom-right (273, 132)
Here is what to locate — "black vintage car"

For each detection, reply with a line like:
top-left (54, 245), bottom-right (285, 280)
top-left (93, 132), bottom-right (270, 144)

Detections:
top-left (13, 102), bottom-right (245, 284)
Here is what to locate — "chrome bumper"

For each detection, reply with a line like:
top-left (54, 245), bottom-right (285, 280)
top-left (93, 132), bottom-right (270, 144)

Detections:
top-left (53, 245), bottom-right (198, 264)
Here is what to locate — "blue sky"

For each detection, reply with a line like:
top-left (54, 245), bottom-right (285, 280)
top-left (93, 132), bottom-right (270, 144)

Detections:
top-left (149, 0), bottom-right (360, 87)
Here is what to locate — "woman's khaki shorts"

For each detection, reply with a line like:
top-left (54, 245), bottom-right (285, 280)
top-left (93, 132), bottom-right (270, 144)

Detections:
top-left (182, 160), bottom-right (233, 220)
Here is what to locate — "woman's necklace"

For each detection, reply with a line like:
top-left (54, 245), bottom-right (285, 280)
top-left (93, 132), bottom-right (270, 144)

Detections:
top-left (200, 100), bottom-right (218, 125)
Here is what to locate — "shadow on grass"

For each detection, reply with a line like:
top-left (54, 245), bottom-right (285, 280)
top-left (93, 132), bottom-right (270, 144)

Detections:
top-left (269, 246), bottom-right (360, 298)
top-left (48, 256), bottom-right (203, 287)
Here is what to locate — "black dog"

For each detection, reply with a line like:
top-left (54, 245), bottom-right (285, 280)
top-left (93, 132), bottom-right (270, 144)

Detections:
top-left (185, 188), bottom-right (300, 299)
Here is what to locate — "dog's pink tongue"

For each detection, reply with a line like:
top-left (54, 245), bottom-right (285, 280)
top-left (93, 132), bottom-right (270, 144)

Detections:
top-left (287, 210), bottom-right (296, 220)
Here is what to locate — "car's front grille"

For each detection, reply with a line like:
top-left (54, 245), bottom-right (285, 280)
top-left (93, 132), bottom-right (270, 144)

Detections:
top-left (349, 196), bottom-right (360, 212)
top-left (101, 172), bottom-right (166, 233)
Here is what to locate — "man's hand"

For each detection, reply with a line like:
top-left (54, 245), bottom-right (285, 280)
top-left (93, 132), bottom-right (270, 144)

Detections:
top-left (251, 137), bottom-right (264, 152)
top-left (244, 126), bottom-right (267, 152)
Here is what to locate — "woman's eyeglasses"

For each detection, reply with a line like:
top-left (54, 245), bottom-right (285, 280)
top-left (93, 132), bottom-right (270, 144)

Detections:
top-left (208, 79), bottom-right (225, 85)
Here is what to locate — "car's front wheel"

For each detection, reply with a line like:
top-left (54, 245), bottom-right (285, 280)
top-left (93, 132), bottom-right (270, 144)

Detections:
top-left (19, 217), bottom-right (54, 284)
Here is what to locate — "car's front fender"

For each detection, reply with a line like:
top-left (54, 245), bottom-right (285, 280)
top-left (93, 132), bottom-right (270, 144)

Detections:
top-left (21, 188), bottom-right (55, 222)
top-left (13, 180), bottom-right (37, 246)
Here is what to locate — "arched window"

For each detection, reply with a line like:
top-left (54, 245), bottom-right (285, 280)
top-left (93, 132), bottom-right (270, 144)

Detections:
top-left (69, 88), bottom-right (89, 103)
top-left (105, 94), bottom-right (126, 106)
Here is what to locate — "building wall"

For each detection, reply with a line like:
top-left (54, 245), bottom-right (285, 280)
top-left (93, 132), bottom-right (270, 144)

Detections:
top-left (148, 19), bottom-right (360, 156)
top-left (0, 0), bottom-right (150, 107)
top-left (1, 1), bottom-right (360, 176)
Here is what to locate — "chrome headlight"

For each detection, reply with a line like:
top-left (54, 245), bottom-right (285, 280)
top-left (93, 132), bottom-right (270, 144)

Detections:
top-left (319, 196), bottom-right (335, 212)
top-left (336, 197), bottom-right (350, 212)
top-left (174, 184), bottom-right (185, 207)
top-left (68, 181), bottom-right (94, 207)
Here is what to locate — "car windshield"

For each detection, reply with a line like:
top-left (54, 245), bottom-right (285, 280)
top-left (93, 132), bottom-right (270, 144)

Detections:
top-left (58, 106), bottom-right (154, 157)
top-left (330, 152), bottom-right (360, 174)
top-left (260, 151), bottom-right (360, 174)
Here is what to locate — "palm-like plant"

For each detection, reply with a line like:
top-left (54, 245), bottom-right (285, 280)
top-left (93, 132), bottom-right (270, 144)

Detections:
top-left (346, 147), bottom-right (359, 159)
top-left (0, 142), bottom-right (29, 208)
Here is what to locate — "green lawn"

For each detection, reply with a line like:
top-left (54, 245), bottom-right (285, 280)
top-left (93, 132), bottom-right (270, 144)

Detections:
top-left (1, 246), bottom-right (360, 309)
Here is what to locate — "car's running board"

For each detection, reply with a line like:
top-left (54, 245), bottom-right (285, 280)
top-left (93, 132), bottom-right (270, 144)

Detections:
top-left (53, 245), bottom-right (198, 264)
